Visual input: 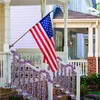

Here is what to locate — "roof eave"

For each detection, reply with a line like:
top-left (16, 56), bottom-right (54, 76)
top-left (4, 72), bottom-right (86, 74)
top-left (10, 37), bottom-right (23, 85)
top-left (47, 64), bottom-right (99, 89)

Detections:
top-left (53, 18), bottom-right (100, 23)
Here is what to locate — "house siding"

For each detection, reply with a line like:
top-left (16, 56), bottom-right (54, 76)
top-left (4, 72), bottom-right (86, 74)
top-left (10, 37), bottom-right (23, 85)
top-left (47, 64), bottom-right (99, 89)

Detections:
top-left (69, 0), bottom-right (90, 13)
top-left (10, 6), bottom-right (51, 49)
top-left (0, 3), bottom-right (4, 52)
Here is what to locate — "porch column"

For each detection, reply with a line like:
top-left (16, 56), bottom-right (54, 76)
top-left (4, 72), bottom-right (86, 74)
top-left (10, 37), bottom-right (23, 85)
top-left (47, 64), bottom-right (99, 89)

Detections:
top-left (95, 21), bottom-right (100, 73)
top-left (64, 1), bottom-right (68, 63)
top-left (41, 0), bottom-right (46, 18)
top-left (88, 26), bottom-right (93, 57)
top-left (0, 3), bottom-right (5, 52)
top-left (87, 25), bottom-right (95, 74)
top-left (3, 0), bottom-right (10, 52)
top-left (3, 0), bottom-right (11, 84)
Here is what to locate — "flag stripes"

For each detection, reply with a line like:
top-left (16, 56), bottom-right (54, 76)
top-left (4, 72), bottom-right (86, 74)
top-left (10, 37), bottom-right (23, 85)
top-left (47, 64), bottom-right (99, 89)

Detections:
top-left (30, 24), bottom-right (57, 72)
top-left (37, 24), bottom-right (56, 59)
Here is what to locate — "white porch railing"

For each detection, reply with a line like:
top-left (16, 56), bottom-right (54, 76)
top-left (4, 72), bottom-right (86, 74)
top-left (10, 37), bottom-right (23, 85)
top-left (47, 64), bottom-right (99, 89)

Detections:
top-left (68, 59), bottom-right (87, 76)
top-left (0, 52), bottom-right (10, 87)
top-left (16, 49), bottom-right (88, 76)
top-left (56, 52), bottom-right (87, 76)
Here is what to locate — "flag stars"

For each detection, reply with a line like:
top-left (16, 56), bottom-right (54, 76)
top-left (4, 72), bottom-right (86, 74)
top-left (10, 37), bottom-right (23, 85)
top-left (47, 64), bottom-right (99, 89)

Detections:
top-left (40, 14), bottom-right (53, 38)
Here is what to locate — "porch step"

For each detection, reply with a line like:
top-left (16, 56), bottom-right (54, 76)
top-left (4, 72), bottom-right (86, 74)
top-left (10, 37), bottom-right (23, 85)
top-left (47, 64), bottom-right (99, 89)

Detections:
top-left (0, 88), bottom-right (17, 100)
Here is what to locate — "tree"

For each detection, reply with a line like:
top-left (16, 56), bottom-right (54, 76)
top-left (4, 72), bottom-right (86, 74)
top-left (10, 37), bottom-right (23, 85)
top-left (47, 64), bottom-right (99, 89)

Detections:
top-left (96, 2), bottom-right (100, 16)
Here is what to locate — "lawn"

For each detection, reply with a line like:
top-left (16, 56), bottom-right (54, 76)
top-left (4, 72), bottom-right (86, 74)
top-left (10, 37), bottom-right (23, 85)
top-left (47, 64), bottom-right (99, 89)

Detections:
top-left (88, 91), bottom-right (100, 95)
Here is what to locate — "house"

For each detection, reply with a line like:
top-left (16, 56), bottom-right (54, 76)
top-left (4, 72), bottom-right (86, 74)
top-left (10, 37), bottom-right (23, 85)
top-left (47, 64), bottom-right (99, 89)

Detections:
top-left (0, 0), bottom-right (99, 99)
top-left (10, 0), bottom-right (94, 50)
top-left (9, 0), bottom-right (95, 67)
top-left (0, 0), bottom-right (99, 75)
top-left (68, 0), bottom-right (97, 59)
top-left (9, 0), bottom-right (97, 76)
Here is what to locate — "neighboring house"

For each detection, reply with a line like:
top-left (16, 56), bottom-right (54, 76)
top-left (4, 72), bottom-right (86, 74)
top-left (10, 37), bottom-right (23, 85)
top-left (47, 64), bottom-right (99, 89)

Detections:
top-left (54, 0), bottom-right (95, 59)
top-left (69, 0), bottom-right (91, 13)
top-left (69, 0), bottom-right (96, 59)
top-left (53, 6), bottom-right (100, 74)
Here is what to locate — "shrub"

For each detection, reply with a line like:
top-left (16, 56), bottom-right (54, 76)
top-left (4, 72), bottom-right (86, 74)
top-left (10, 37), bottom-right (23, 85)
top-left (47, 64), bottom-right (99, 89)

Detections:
top-left (97, 73), bottom-right (100, 84)
top-left (80, 84), bottom-right (88, 97)
top-left (81, 76), bottom-right (87, 85)
top-left (86, 74), bottom-right (98, 85)
top-left (9, 95), bottom-right (24, 100)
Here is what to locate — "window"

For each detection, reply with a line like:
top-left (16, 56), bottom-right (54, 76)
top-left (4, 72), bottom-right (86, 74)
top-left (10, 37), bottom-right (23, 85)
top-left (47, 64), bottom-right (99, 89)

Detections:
top-left (54, 28), bottom-right (64, 51)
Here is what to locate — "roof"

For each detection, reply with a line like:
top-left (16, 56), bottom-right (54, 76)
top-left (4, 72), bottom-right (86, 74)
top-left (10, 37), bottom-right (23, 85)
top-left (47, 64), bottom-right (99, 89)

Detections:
top-left (53, 7), bottom-right (100, 19)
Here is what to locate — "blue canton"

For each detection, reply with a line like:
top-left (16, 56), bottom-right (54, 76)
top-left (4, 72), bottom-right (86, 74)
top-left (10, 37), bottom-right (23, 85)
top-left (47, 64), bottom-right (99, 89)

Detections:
top-left (39, 13), bottom-right (53, 39)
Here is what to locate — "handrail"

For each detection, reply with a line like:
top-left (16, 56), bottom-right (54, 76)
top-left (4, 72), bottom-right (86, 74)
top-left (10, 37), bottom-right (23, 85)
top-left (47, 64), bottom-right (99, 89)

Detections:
top-left (10, 50), bottom-right (52, 81)
top-left (68, 59), bottom-right (87, 62)
top-left (0, 52), bottom-right (9, 54)
top-left (10, 50), bottom-right (77, 100)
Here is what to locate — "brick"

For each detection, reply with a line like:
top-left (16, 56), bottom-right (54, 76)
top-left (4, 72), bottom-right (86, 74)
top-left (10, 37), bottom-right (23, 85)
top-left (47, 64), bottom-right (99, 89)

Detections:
top-left (88, 57), bottom-right (96, 74)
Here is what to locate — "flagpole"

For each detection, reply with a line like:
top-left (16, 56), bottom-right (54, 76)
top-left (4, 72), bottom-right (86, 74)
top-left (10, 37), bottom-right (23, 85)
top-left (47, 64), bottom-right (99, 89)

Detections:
top-left (9, 30), bottom-right (29, 48)
top-left (9, 10), bottom-right (54, 49)
top-left (49, 9), bottom-right (54, 14)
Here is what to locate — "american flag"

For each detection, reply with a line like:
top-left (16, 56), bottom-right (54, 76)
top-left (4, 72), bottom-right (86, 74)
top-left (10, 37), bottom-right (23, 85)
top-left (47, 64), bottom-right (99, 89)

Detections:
top-left (29, 13), bottom-right (58, 72)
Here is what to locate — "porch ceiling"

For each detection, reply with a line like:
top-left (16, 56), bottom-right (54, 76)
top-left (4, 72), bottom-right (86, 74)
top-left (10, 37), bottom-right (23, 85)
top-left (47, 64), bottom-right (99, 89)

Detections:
top-left (10, 0), bottom-right (61, 6)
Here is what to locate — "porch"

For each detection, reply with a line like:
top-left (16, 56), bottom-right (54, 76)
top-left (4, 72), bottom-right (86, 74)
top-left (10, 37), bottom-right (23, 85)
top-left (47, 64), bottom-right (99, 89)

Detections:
top-left (0, 50), bottom-right (80, 100)
top-left (0, 0), bottom-right (100, 99)
top-left (53, 9), bottom-right (100, 74)
top-left (0, 0), bottom-right (100, 75)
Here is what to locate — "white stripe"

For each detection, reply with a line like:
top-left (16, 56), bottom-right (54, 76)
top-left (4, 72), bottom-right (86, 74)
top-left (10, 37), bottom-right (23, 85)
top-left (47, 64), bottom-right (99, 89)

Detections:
top-left (35, 25), bottom-right (57, 67)
top-left (51, 37), bottom-right (55, 46)
top-left (39, 23), bottom-right (56, 56)
top-left (31, 28), bottom-right (56, 71)
top-left (38, 24), bottom-right (57, 68)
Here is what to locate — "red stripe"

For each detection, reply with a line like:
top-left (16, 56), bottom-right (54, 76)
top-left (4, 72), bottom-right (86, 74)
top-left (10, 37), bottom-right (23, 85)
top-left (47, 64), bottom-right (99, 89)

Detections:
top-left (33, 25), bottom-right (57, 70)
top-left (43, 56), bottom-right (47, 63)
top-left (37, 24), bottom-right (56, 59)
top-left (51, 37), bottom-right (55, 47)
top-left (30, 29), bottom-right (54, 72)
top-left (50, 37), bottom-right (55, 50)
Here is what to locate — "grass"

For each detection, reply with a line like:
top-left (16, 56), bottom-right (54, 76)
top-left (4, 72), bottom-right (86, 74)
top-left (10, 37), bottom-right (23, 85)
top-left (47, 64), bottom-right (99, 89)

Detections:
top-left (88, 91), bottom-right (100, 95)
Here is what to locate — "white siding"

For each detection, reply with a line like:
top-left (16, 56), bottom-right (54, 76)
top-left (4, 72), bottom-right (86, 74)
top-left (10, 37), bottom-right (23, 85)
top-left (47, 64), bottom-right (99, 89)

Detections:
top-left (69, 0), bottom-right (90, 13)
top-left (10, 6), bottom-right (51, 49)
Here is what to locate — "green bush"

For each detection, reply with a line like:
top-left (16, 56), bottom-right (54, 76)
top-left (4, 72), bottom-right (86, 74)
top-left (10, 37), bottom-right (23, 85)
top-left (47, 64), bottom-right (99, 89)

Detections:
top-left (68, 96), bottom-right (72, 100)
top-left (80, 84), bottom-right (88, 97)
top-left (9, 95), bottom-right (24, 100)
top-left (81, 76), bottom-right (87, 85)
top-left (81, 73), bottom-right (100, 92)
top-left (86, 74), bottom-right (98, 85)
top-left (97, 73), bottom-right (100, 84)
